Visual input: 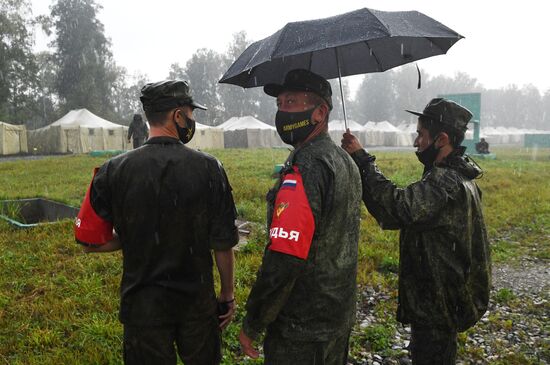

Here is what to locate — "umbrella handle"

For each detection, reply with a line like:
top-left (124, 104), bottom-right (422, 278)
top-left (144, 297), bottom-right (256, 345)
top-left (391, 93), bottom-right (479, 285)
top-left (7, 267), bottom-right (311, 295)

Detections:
top-left (335, 48), bottom-right (348, 129)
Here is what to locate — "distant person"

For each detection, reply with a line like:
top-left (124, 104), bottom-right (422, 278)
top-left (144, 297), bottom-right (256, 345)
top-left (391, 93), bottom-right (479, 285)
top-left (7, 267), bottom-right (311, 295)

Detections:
top-left (238, 69), bottom-right (362, 364)
top-left (475, 137), bottom-right (490, 154)
top-left (75, 80), bottom-right (239, 365)
top-left (342, 98), bottom-right (491, 365)
top-left (127, 113), bottom-right (149, 148)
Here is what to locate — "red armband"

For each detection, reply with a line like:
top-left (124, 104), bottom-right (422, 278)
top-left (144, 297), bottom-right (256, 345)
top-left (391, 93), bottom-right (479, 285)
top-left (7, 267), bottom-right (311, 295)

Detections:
top-left (74, 168), bottom-right (113, 246)
top-left (268, 166), bottom-right (315, 259)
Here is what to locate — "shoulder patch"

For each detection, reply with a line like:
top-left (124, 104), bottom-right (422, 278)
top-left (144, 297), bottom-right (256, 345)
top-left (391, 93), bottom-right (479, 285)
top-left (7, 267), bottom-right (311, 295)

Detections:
top-left (268, 166), bottom-right (315, 259)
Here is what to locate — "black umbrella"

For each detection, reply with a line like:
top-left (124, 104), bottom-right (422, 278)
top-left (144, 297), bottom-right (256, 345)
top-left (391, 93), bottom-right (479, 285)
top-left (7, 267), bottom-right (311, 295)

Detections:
top-left (219, 7), bottom-right (463, 126)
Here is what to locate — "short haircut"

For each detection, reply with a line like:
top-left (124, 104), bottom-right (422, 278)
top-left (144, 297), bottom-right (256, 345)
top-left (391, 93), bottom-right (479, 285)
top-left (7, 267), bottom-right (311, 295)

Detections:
top-left (419, 116), bottom-right (465, 148)
top-left (145, 110), bottom-right (171, 126)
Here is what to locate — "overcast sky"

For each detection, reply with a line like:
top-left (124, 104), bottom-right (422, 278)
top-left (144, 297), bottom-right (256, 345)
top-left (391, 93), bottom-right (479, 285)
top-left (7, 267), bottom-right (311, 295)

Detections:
top-left (31, 0), bottom-right (550, 94)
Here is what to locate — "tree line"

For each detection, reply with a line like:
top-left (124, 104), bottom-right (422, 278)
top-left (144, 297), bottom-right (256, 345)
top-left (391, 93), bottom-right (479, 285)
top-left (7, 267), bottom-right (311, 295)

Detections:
top-left (2, 0), bottom-right (549, 130)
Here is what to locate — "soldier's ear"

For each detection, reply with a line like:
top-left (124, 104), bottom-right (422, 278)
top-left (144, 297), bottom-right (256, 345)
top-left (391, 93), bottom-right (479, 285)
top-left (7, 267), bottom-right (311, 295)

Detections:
top-left (312, 103), bottom-right (329, 124)
top-left (435, 132), bottom-right (450, 148)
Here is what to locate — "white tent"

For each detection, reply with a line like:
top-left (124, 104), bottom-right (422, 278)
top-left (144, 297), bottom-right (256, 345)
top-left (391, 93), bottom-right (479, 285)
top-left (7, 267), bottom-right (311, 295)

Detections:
top-left (27, 109), bottom-right (129, 154)
top-left (185, 122), bottom-right (224, 150)
top-left (0, 122), bottom-right (28, 155)
top-left (328, 119), bottom-right (366, 146)
top-left (362, 121), bottom-right (413, 147)
top-left (220, 116), bottom-right (282, 148)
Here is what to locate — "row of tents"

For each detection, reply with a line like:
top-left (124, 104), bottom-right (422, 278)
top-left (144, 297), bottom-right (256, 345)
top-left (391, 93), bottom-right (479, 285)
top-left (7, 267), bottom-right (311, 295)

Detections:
top-left (2, 109), bottom-right (550, 155)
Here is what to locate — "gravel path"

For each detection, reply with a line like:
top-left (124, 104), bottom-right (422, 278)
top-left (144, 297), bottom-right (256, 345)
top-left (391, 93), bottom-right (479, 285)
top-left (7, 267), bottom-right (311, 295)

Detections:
top-left (351, 259), bottom-right (550, 365)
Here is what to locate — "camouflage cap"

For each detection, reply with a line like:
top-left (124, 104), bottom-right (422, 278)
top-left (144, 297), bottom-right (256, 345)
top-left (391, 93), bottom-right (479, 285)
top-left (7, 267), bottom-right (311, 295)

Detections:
top-left (140, 80), bottom-right (207, 113)
top-left (132, 113), bottom-right (142, 121)
top-left (406, 98), bottom-right (472, 132)
top-left (264, 69), bottom-right (333, 110)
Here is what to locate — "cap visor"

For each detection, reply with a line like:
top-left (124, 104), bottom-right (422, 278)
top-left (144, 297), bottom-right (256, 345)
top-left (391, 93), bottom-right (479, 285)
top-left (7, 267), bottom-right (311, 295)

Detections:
top-left (263, 84), bottom-right (284, 97)
top-left (405, 109), bottom-right (425, 118)
top-left (191, 101), bottom-right (207, 111)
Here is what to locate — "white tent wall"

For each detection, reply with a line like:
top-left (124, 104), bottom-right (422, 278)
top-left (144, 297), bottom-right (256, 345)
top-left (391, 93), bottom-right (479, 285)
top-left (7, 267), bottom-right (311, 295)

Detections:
top-left (28, 126), bottom-right (129, 154)
top-left (27, 109), bottom-right (129, 154)
top-left (220, 116), bottom-right (281, 148)
top-left (224, 129), bottom-right (249, 148)
top-left (186, 127), bottom-right (224, 149)
top-left (0, 122), bottom-right (28, 155)
top-left (223, 129), bottom-right (274, 148)
top-left (28, 125), bottom-right (64, 154)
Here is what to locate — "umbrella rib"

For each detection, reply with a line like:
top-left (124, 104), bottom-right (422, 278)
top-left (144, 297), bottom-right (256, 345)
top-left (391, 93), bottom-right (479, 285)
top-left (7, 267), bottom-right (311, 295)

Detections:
top-left (307, 51), bottom-right (313, 71)
top-left (363, 40), bottom-right (383, 72)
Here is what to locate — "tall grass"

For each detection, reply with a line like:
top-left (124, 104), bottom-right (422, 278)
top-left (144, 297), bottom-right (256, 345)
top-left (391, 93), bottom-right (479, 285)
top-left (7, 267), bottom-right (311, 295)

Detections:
top-left (0, 147), bottom-right (548, 364)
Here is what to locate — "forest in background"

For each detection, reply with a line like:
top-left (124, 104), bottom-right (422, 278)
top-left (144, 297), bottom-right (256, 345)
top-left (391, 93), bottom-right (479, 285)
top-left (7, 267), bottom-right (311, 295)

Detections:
top-left (2, 0), bottom-right (549, 130)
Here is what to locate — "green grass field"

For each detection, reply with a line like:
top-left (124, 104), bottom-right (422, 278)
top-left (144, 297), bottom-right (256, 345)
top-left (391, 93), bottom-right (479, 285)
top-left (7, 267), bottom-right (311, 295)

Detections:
top-left (0, 147), bottom-right (549, 364)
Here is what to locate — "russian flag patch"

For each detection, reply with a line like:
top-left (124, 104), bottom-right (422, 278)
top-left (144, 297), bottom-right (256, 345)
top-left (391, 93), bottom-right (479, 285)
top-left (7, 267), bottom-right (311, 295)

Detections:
top-left (281, 179), bottom-right (297, 190)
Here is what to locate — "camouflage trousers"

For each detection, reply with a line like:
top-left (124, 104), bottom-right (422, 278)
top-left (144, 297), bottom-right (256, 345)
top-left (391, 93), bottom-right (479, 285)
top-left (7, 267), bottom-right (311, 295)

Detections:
top-left (263, 328), bottom-right (351, 365)
top-left (123, 317), bottom-right (221, 365)
top-left (410, 324), bottom-right (457, 365)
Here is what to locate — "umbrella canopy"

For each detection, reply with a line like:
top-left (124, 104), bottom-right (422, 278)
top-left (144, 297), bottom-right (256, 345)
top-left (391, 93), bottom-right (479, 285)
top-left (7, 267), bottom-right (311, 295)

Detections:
top-left (220, 7), bottom-right (463, 88)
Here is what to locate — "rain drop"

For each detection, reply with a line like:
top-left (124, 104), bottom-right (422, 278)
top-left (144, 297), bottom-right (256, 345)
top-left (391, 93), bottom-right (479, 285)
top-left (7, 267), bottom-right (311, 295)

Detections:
top-left (189, 247), bottom-right (193, 254)
top-left (400, 43), bottom-right (404, 55)
top-left (154, 232), bottom-right (160, 245)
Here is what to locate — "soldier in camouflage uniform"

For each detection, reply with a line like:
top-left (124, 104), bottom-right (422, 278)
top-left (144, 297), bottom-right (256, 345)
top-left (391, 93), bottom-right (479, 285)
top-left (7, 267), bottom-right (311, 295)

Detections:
top-left (127, 113), bottom-right (149, 148)
top-left (342, 98), bottom-right (491, 364)
top-left (239, 69), bottom-right (362, 364)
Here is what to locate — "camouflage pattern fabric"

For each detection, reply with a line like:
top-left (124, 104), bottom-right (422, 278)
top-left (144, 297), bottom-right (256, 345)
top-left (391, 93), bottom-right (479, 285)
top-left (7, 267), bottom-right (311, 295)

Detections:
top-left (350, 148), bottom-right (491, 332)
top-left (263, 327), bottom-right (351, 365)
top-left (243, 133), bottom-right (362, 344)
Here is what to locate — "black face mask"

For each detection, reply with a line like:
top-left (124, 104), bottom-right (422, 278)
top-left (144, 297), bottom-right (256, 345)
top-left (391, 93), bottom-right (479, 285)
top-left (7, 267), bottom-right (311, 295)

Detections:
top-left (275, 107), bottom-right (317, 145)
top-left (175, 114), bottom-right (196, 144)
top-left (415, 137), bottom-right (440, 167)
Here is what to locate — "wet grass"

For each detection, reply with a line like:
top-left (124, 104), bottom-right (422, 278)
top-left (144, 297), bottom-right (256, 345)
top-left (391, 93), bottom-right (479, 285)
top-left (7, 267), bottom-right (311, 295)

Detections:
top-left (0, 146), bottom-right (548, 364)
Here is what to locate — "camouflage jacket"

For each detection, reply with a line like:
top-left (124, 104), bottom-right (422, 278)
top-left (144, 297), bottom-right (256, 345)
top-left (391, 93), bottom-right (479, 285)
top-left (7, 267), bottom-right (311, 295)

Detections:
top-left (351, 148), bottom-right (491, 331)
top-left (243, 133), bottom-right (362, 341)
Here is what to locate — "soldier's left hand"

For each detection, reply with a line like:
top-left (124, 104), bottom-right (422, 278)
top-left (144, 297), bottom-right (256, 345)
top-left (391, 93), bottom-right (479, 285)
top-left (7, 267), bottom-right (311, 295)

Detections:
top-left (239, 328), bottom-right (260, 359)
top-left (218, 298), bottom-right (236, 330)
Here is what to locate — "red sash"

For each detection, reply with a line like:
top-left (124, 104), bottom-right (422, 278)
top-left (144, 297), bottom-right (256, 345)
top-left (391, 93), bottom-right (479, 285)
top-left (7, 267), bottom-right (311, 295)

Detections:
top-left (268, 166), bottom-right (315, 259)
top-left (74, 168), bottom-right (113, 246)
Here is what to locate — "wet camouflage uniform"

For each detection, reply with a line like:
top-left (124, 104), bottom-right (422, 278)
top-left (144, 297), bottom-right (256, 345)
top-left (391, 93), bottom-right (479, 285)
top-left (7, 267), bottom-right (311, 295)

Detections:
top-left (91, 136), bottom-right (239, 365)
top-left (243, 133), bottom-right (362, 365)
top-left (127, 114), bottom-right (149, 148)
top-left (350, 146), bottom-right (491, 364)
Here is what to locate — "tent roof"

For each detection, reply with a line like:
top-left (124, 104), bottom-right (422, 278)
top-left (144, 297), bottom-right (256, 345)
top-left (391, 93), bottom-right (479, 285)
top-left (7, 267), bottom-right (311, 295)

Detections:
top-left (374, 121), bottom-right (400, 132)
top-left (218, 116), bottom-right (274, 130)
top-left (43, 109), bottom-right (125, 130)
top-left (363, 121), bottom-right (377, 130)
top-left (195, 121), bottom-right (221, 130)
top-left (328, 119), bottom-right (364, 131)
top-left (0, 121), bottom-right (26, 130)
top-left (400, 122), bottom-right (417, 133)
